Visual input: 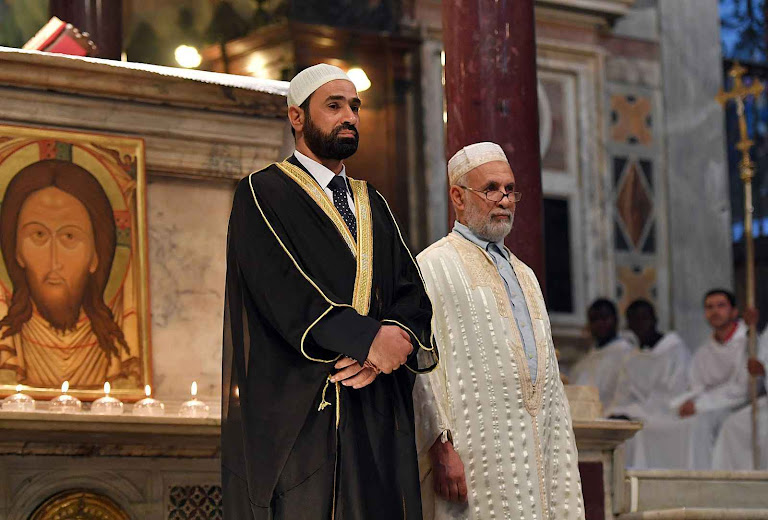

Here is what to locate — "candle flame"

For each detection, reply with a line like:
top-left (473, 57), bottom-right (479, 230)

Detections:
top-left (15, 384), bottom-right (22, 393)
top-left (191, 381), bottom-right (197, 397)
top-left (145, 385), bottom-right (151, 397)
top-left (104, 381), bottom-right (111, 395)
top-left (62, 381), bottom-right (69, 393)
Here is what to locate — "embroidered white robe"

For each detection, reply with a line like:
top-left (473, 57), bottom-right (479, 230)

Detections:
top-left (413, 233), bottom-right (584, 520)
top-left (606, 332), bottom-right (692, 468)
top-left (568, 336), bottom-right (634, 409)
top-left (712, 328), bottom-right (768, 470)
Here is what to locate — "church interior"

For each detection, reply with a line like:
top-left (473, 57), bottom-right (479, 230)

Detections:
top-left (1, 0), bottom-right (768, 519)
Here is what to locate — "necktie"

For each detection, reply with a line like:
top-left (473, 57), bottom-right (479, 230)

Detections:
top-left (328, 175), bottom-right (356, 238)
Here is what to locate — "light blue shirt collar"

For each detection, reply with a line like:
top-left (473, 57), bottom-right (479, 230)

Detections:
top-left (452, 221), bottom-right (510, 261)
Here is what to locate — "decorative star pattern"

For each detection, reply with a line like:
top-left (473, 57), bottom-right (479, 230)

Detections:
top-left (168, 485), bottom-right (222, 519)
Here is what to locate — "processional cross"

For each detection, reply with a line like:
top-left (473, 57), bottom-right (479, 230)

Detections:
top-left (716, 62), bottom-right (764, 470)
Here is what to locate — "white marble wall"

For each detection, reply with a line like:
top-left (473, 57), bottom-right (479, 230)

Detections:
top-left (658, 0), bottom-right (732, 349)
top-left (147, 178), bottom-right (235, 413)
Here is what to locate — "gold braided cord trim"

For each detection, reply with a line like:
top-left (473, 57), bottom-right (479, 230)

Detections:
top-left (532, 417), bottom-right (551, 520)
top-left (276, 161), bottom-right (357, 257)
top-left (350, 179), bottom-right (373, 316)
top-left (509, 255), bottom-right (549, 412)
top-left (248, 173), bottom-right (347, 364)
top-left (402, 349), bottom-right (439, 374)
top-left (301, 305), bottom-right (344, 363)
top-left (374, 191), bottom-right (438, 353)
top-left (381, 319), bottom-right (435, 354)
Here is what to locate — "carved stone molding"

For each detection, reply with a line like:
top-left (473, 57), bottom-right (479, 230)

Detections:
top-left (0, 48), bottom-right (287, 118)
top-left (0, 412), bottom-right (220, 458)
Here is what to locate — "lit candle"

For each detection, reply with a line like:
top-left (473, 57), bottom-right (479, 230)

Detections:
top-left (1, 384), bottom-right (35, 412)
top-left (132, 384), bottom-right (165, 417)
top-left (91, 381), bottom-right (124, 415)
top-left (179, 381), bottom-right (209, 418)
top-left (49, 380), bottom-right (82, 413)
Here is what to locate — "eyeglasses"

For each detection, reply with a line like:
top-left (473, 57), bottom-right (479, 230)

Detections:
top-left (459, 186), bottom-right (523, 203)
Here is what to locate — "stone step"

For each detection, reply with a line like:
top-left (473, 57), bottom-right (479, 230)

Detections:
top-left (618, 508), bottom-right (768, 519)
top-left (622, 470), bottom-right (768, 514)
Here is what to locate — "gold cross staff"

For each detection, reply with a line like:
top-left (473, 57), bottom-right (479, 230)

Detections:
top-left (716, 61), bottom-right (764, 471)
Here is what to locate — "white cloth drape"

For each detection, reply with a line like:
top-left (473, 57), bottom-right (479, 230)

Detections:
top-left (712, 329), bottom-right (768, 470)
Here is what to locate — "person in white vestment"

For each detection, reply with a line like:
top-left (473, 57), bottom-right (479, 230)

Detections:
top-left (712, 323), bottom-right (768, 470)
top-left (647, 289), bottom-right (750, 469)
top-left (413, 142), bottom-right (584, 520)
top-left (569, 298), bottom-right (633, 409)
top-left (607, 299), bottom-right (691, 468)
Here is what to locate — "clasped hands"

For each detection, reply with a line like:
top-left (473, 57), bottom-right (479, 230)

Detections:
top-left (329, 324), bottom-right (413, 389)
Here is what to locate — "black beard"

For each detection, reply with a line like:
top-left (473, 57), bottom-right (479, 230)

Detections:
top-left (304, 116), bottom-right (359, 160)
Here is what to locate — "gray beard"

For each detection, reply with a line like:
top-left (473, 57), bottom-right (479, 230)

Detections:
top-left (465, 205), bottom-right (514, 243)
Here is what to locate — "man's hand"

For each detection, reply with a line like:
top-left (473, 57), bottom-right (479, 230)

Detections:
top-left (678, 399), bottom-right (696, 418)
top-left (429, 437), bottom-right (468, 504)
top-left (330, 357), bottom-right (378, 389)
top-left (748, 357), bottom-right (766, 377)
top-left (366, 325), bottom-right (413, 374)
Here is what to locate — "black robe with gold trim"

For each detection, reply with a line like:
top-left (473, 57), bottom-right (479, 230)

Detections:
top-left (222, 155), bottom-right (438, 520)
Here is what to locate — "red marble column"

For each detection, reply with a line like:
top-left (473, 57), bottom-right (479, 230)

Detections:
top-left (442, 0), bottom-right (545, 283)
top-left (50, 0), bottom-right (123, 60)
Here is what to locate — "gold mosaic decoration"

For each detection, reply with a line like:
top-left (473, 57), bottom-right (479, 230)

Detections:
top-left (30, 490), bottom-right (130, 520)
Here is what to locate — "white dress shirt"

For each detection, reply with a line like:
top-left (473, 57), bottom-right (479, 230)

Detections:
top-left (294, 149), bottom-right (355, 213)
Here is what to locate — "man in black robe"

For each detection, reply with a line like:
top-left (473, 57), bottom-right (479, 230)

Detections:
top-left (222, 64), bottom-right (438, 520)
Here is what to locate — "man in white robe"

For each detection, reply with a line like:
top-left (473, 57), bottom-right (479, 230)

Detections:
top-left (569, 298), bottom-right (633, 409)
top-left (652, 290), bottom-right (750, 469)
top-left (607, 299), bottom-right (691, 468)
top-left (712, 325), bottom-right (768, 470)
top-left (413, 142), bottom-right (584, 520)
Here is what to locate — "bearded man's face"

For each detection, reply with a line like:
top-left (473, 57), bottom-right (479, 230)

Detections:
top-left (15, 186), bottom-right (98, 331)
top-left (461, 162), bottom-right (517, 243)
top-left (302, 79), bottom-right (360, 160)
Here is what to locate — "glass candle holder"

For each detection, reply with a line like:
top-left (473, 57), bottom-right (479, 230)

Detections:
top-left (91, 382), bottom-right (124, 416)
top-left (179, 381), bottom-right (209, 418)
top-left (1, 385), bottom-right (35, 412)
top-left (50, 381), bottom-right (82, 414)
top-left (133, 385), bottom-right (165, 417)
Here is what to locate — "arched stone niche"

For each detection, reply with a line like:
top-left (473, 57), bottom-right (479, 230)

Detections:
top-left (30, 490), bottom-right (131, 520)
top-left (8, 471), bottom-right (143, 520)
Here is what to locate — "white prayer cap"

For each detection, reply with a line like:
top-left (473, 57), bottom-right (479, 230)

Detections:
top-left (447, 142), bottom-right (509, 185)
top-left (287, 64), bottom-right (354, 107)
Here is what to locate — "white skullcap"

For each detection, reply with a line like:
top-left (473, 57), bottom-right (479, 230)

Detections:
top-left (447, 142), bottom-right (509, 185)
top-left (287, 64), bottom-right (353, 107)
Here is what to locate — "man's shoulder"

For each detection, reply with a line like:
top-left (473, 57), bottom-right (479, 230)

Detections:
top-left (605, 337), bottom-right (635, 354)
top-left (416, 236), bottom-right (458, 264)
top-left (242, 162), bottom-right (283, 184)
top-left (234, 162), bottom-right (289, 198)
top-left (658, 331), bottom-right (689, 355)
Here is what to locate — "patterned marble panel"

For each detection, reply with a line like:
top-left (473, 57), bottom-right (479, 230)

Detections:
top-left (616, 159), bottom-right (654, 248)
top-left (617, 265), bottom-right (657, 314)
top-left (610, 94), bottom-right (653, 145)
top-left (607, 80), bottom-right (664, 325)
